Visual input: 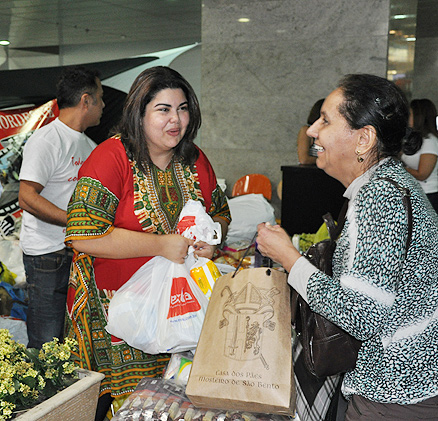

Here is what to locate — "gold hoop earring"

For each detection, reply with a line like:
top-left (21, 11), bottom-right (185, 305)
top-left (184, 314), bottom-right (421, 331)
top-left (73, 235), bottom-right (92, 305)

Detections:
top-left (356, 150), bottom-right (364, 163)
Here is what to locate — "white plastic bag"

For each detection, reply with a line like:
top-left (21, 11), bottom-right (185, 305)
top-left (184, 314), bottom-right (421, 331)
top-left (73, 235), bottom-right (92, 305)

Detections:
top-left (163, 351), bottom-right (194, 386)
top-left (226, 193), bottom-right (276, 244)
top-left (0, 238), bottom-right (26, 287)
top-left (105, 256), bottom-right (209, 354)
top-left (177, 199), bottom-right (221, 246)
top-left (106, 200), bottom-right (218, 353)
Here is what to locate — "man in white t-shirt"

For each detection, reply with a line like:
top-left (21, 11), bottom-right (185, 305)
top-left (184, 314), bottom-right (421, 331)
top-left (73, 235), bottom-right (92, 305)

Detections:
top-left (19, 66), bottom-right (105, 348)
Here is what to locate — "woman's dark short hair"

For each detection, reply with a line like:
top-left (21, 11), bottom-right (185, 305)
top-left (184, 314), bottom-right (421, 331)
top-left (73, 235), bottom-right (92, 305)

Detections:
top-left (337, 74), bottom-right (422, 160)
top-left (56, 66), bottom-right (100, 109)
top-left (410, 98), bottom-right (438, 138)
top-left (115, 66), bottom-right (201, 171)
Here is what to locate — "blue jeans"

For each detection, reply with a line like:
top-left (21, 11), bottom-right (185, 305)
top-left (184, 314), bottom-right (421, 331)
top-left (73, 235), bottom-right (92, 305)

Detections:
top-left (23, 249), bottom-right (73, 349)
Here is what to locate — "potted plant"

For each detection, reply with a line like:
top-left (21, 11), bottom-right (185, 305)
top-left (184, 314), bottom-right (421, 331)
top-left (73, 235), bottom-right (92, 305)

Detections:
top-left (0, 329), bottom-right (103, 420)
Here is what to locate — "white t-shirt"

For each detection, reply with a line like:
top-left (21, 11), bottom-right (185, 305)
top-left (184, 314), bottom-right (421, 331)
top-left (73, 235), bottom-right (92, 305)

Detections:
top-left (19, 118), bottom-right (96, 255)
top-left (402, 134), bottom-right (438, 194)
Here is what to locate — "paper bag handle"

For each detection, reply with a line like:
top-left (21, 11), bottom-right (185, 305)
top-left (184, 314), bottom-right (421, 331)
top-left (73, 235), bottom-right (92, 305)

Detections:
top-left (232, 232), bottom-right (258, 277)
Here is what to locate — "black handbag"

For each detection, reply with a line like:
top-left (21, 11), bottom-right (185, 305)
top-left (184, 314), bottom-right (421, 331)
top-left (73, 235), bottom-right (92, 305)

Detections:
top-left (291, 178), bottom-right (412, 378)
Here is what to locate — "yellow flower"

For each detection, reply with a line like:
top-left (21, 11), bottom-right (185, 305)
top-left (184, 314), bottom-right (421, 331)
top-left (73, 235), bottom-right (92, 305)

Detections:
top-left (62, 362), bottom-right (75, 374)
top-left (19, 384), bottom-right (31, 397)
top-left (44, 368), bottom-right (55, 379)
top-left (38, 376), bottom-right (46, 388)
top-left (58, 350), bottom-right (69, 360)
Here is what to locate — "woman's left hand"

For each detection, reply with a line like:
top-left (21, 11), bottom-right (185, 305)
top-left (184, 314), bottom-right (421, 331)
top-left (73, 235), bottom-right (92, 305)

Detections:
top-left (193, 241), bottom-right (216, 260)
top-left (256, 222), bottom-right (301, 272)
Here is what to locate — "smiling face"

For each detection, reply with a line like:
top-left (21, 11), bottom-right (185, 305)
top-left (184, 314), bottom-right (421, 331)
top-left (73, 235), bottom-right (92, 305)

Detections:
top-left (306, 88), bottom-right (363, 187)
top-left (143, 88), bottom-right (189, 163)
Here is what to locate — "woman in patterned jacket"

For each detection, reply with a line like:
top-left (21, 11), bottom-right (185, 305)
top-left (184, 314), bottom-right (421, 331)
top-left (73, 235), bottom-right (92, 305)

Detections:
top-left (257, 74), bottom-right (438, 420)
top-left (65, 66), bottom-right (231, 420)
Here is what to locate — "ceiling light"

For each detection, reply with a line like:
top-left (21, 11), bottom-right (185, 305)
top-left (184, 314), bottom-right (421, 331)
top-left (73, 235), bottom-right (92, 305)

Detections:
top-left (0, 40), bottom-right (10, 46)
top-left (393, 14), bottom-right (416, 19)
top-left (238, 18), bottom-right (250, 23)
top-left (406, 37), bottom-right (416, 41)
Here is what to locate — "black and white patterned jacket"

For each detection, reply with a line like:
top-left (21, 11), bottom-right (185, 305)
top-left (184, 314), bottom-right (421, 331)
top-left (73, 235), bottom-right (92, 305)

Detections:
top-left (290, 158), bottom-right (438, 404)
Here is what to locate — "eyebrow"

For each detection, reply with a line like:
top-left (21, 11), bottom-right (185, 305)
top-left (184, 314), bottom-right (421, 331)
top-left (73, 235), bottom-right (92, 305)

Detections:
top-left (154, 101), bottom-right (188, 108)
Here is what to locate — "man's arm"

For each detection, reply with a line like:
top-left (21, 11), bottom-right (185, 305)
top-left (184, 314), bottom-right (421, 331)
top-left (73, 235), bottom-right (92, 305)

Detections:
top-left (18, 180), bottom-right (67, 226)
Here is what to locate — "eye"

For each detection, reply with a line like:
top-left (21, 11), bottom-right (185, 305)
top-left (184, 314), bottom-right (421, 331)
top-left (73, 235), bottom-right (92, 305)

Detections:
top-left (158, 107), bottom-right (170, 112)
top-left (178, 105), bottom-right (189, 112)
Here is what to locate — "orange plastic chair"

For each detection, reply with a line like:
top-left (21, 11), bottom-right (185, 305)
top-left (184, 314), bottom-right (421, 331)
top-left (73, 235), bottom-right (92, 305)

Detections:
top-left (231, 174), bottom-right (272, 201)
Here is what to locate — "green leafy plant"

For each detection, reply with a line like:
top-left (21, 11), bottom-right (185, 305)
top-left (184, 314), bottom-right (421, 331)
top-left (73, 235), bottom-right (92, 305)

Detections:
top-left (0, 329), bottom-right (78, 420)
top-left (299, 220), bottom-right (332, 252)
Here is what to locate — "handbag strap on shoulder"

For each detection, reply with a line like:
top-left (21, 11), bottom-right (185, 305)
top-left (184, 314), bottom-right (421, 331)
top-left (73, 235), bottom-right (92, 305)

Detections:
top-left (322, 199), bottom-right (349, 241)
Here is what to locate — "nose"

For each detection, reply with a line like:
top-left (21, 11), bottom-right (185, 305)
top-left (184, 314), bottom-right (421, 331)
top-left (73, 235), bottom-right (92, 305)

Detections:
top-left (307, 119), bottom-right (319, 138)
top-left (170, 110), bottom-right (181, 123)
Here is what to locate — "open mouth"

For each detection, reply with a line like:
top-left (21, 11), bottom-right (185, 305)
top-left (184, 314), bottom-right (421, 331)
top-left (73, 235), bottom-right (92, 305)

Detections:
top-left (313, 144), bottom-right (324, 152)
top-left (167, 129), bottom-right (180, 136)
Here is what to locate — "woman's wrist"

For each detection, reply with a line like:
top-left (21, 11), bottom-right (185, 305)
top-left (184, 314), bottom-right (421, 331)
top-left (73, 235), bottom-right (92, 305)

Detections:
top-left (281, 251), bottom-right (301, 273)
top-left (277, 242), bottom-right (301, 273)
top-left (154, 233), bottom-right (168, 258)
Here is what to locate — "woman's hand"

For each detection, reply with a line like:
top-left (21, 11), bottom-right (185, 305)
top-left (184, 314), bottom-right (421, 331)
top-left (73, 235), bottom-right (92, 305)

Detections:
top-left (159, 234), bottom-right (195, 264)
top-left (256, 222), bottom-right (301, 272)
top-left (193, 241), bottom-right (216, 260)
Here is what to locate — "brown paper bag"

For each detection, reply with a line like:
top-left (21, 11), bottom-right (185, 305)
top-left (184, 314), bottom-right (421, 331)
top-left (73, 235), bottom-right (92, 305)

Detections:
top-left (186, 267), bottom-right (296, 416)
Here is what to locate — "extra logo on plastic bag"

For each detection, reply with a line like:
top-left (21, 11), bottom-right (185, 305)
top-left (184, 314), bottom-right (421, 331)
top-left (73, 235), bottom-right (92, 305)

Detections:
top-left (168, 276), bottom-right (201, 318)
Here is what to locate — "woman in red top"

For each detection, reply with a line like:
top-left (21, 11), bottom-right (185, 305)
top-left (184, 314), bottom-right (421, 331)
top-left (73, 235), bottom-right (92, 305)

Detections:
top-left (65, 66), bottom-right (231, 419)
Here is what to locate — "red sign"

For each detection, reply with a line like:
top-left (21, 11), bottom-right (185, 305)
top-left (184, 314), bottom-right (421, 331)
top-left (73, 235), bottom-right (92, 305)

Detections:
top-left (0, 100), bottom-right (59, 219)
top-left (0, 100), bottom-right (59, 144)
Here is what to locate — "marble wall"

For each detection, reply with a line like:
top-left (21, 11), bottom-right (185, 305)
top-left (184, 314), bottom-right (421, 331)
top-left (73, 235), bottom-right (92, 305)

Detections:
top-left (412, 39), bottom-right (438, 107)
top-left (411, 0), bottom-right (438, 107)
top-left (200, 0), bottom-right (391, 217)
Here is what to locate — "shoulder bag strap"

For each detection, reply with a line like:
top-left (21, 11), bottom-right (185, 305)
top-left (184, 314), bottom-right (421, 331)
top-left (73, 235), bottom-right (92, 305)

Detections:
top-left (323, 199), bottom-right (349, 241)
top-left (333, 199), bottom-right (349, 237)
